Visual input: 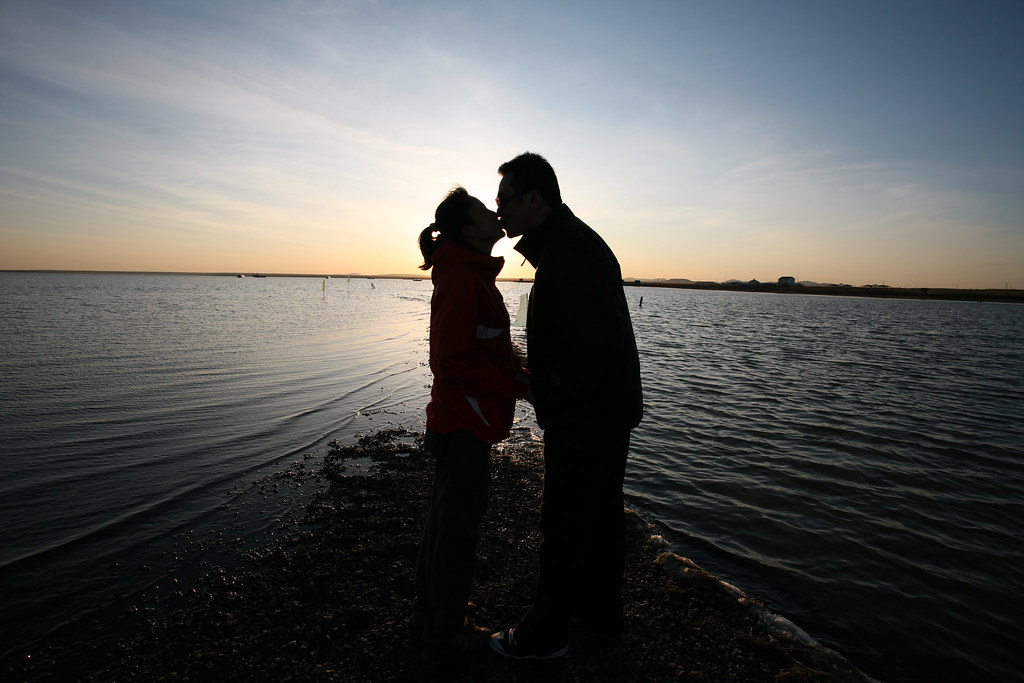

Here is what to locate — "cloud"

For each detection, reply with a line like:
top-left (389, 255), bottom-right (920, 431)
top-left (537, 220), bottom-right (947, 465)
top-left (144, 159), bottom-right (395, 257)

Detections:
top-left (1, 1), bottom-right (1021, 286)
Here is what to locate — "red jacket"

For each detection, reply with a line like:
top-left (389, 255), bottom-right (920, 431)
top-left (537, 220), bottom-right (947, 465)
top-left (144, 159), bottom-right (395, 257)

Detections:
top-left (425, 240), bottom-right (528, 443)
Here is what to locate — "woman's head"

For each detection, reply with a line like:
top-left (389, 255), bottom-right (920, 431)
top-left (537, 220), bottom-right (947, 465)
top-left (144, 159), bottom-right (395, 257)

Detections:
top-left (418, 186), bottom-right (503, 270)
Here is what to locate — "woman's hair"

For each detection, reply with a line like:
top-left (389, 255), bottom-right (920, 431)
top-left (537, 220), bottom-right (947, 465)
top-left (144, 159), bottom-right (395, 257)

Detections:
top-left (418, 185), bottom-right (475, 270)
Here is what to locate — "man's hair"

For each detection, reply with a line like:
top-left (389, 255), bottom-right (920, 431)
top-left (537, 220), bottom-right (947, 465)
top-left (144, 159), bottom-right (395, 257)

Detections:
top-left (498, 152), bottom-right (562, 206)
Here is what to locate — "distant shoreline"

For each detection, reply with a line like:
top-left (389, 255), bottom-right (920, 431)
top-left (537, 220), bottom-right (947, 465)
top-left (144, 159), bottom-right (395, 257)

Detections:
top-left (625, 280), bottom-right (1024, 304)
top-left (4, 269), bottom-right (1021, 303)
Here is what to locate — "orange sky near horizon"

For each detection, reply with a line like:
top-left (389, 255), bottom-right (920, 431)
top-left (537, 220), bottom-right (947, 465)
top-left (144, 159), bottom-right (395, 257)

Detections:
top-left (2, 2), bottom-right (1022, 289)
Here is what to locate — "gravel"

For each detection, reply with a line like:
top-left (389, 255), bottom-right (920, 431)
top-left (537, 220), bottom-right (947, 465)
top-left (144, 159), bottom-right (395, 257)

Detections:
top-left (20, 428), bottom-right (874, 682)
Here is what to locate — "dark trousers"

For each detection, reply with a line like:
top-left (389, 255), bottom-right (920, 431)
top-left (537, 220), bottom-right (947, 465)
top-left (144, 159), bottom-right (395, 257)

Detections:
top-left (518, 425), bottom-right (631, 647)
top-left (415, 430), bottom-right (491, 640)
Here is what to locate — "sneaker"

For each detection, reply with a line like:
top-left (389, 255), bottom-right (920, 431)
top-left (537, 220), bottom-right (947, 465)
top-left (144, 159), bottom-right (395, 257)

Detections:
top-left (489, 628), bottom-right (568, 660)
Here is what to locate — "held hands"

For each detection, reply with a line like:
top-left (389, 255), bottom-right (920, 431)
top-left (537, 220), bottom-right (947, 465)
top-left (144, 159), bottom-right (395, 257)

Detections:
top-left (515, 370), bottom-right (535, 405)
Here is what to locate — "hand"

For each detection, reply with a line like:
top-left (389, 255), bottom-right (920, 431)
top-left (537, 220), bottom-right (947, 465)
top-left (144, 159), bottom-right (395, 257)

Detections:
top-left (515, 371), bottom-right (534, 404)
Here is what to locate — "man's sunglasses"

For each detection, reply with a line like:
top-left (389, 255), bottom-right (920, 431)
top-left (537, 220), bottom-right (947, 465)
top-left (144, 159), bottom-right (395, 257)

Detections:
top-left (495, 192), bottom-right (526, 208)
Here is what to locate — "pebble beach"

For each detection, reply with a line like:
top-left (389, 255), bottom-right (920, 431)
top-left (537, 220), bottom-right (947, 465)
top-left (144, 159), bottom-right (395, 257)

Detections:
top-left (6, 429), bottom-right (877, 682)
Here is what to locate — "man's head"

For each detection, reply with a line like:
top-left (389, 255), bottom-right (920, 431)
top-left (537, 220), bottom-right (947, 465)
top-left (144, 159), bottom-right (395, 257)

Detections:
top-left (496, 152), bottom-right (561, 238)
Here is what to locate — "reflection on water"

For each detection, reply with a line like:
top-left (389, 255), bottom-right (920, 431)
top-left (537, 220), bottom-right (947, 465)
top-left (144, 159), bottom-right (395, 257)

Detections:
top-left (1, 273), bottom-right (1022, 683)
top-left (0, 274), bottom-right (434, 664)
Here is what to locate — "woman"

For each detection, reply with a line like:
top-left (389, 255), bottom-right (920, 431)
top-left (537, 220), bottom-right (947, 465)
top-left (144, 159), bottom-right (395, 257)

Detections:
top-left (413, 186), bottom-right (530, 651)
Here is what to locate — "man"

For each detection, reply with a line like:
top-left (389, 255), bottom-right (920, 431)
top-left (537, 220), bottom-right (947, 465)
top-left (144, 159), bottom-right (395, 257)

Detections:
top-left (489, 152), bottom-right (643, 659)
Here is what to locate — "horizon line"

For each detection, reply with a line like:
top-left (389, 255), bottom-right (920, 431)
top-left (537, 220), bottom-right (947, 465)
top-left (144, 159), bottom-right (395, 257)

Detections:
top-left (1, 269), bottom-right (1019, 293)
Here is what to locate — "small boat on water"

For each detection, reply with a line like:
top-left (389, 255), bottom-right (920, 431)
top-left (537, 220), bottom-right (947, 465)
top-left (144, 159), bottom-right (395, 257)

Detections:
top-left (237, 274), bottom-right (245, 278)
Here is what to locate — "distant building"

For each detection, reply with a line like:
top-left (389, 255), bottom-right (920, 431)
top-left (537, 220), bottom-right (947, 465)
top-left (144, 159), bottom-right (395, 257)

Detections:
top-left (778, 276), bottom-right (796, 286)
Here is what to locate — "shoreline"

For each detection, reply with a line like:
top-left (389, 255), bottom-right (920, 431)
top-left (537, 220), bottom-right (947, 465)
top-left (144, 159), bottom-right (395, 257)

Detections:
top-left (3, 270), bottom-right (1020, 303)
top-left (6, 429), bottom-right (875, 682)
top-left (625, 280), bottom-right (1024, 304)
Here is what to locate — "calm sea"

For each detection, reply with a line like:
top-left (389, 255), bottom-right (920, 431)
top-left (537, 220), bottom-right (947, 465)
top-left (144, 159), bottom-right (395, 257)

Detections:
top-left (1, 272), bottom-right (1021, 682)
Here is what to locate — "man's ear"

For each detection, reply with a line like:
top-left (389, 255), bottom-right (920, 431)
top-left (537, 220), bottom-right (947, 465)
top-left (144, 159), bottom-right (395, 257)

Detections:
top-left (524, 188), bottom-right (547, 211)
top-left (523, 189), bottom-right (549, 217)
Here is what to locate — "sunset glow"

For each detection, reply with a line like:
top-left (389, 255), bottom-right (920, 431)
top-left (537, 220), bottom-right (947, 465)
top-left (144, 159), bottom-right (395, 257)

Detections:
top-left (2, 1), bottom-right (1022, 288)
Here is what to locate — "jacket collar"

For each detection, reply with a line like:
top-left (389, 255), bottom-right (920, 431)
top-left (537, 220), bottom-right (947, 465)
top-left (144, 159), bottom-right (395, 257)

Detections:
top-left (513, 203), bottom-right (573, 268)
top-left (433, 238), bottom-right (505, 278)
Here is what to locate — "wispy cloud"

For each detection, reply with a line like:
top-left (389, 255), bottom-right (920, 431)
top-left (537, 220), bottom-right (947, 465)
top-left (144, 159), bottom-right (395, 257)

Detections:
top-left (1, 0), bottom-right (1021, 286)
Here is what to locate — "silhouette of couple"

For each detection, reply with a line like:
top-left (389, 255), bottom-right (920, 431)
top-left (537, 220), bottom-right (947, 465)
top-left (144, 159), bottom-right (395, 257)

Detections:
top-left (414, 152), bottom-right (643, 659)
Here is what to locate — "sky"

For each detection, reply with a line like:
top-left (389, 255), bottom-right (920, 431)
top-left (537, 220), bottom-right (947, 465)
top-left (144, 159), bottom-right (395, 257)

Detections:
top-left (1, 0), bottom-right (1022, 288)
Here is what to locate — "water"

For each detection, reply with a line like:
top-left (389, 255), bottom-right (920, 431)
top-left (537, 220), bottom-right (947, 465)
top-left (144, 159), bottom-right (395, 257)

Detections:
top-left (2, 273), bottom-right (1022, 682)
top-left (627, 289), bottom-right (1024, 682)
top-left (0, 273), bottom-right (435, 673)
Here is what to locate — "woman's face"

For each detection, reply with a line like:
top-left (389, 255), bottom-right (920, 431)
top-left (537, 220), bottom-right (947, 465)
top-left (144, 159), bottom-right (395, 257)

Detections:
top-left (467, 199), bottom-right (505, 247)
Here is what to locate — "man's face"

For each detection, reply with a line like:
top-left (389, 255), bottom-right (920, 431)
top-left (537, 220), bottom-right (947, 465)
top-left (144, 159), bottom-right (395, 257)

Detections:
top-left (496, 176), bottom-right (530, 238)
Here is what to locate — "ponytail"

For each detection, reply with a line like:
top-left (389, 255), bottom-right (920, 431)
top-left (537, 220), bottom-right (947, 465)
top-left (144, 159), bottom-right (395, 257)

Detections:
top-left (418, 224), bottom-right (441, 271)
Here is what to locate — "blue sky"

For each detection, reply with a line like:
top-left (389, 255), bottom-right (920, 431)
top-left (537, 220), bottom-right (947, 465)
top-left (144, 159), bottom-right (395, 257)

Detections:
top-left (1, 0), bottom-right (1022, 287)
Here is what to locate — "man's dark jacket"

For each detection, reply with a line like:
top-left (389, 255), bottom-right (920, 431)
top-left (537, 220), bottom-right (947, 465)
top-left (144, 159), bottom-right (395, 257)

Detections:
top-left (514, 204), bottom-right (643, 433)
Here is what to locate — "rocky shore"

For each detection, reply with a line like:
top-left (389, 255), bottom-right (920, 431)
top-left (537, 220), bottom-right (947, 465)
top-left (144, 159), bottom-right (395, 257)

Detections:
top-left (13, 429), bottom-right (876, 682)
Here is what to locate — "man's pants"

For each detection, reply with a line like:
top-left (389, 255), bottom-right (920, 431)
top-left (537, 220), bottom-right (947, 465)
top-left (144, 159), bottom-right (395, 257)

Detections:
top-left (414, 430), bottom-right (490, 640)
top-left (518, 425), bottom-right (631, 646)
